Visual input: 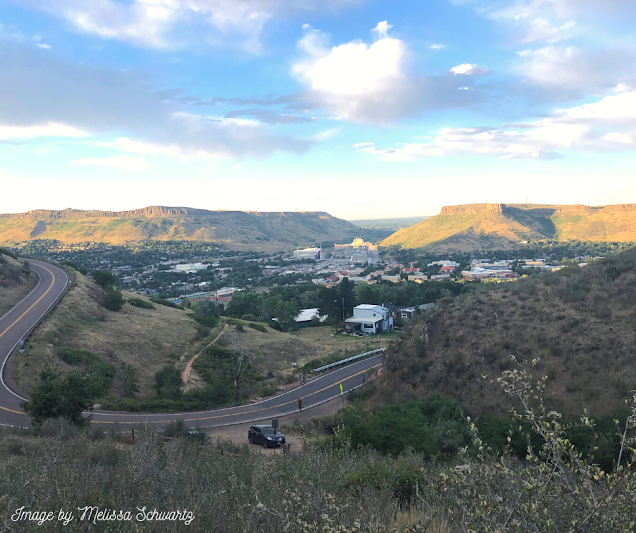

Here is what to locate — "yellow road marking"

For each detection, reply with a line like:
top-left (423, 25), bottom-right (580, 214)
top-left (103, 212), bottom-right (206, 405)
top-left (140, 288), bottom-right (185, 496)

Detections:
top-left (0, 405), bottom-right (25, 415)
top-left (91, 363), bottom-right (382, 425)
top-left (0, 263), bottom-right (57, 417)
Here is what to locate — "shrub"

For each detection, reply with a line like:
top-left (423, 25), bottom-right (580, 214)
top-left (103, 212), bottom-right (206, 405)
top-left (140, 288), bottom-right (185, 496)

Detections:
top-left (235, 323), bottom-right (244, 332)
top-left (92, 270), bottom-right (115, 287)
top-left (20, 368), bottom-right (95, 427)
top-left (56, 347), bottom-right (115, 398)
top-left (248, 323), bottom-right (267, 333)
top-left (241, 314), bottom-right (258, 322)
top-left (127, 297), bottom-right (155, 309)
top-left (154, 365), bottom-right (182, 400)
top-left (103, 288), bottom-right (124, 311)
top-left (0, 247), bottom-right (18, 259)
top-left (149, 297), bottom-right (182, 309)
top-left (341, 394), bottom-right (470, 456)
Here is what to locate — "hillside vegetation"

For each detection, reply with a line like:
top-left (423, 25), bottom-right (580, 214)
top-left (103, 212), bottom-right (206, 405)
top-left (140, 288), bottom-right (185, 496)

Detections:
top-left (381, 203), bottom-right (636, 250)
top-left (0, 206), bottom-right (363, 250)
top-left (14, 271), bottom-right (199, 399)
top-left (372, 248), bottom-right (636, 418)
top-left (0, 250), bottom-right (36, 316)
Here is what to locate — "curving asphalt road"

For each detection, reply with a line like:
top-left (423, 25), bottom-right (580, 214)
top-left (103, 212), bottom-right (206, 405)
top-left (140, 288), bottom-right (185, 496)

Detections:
top-left (0, 259), bottom-right (70, 427)
top-left (0, 260), bottom-right (383, 429)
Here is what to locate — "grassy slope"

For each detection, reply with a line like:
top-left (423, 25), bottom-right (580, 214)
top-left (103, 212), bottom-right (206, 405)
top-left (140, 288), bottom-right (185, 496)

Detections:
top-left (381, 203), bottom-right (636, 250)
top-left (0, 208), bottom-right (362, 250)
top-left (189, 324), bottom-right (392, 388)
top-left (0, 254), bottom-right (37, 317)
top-left (370, 249), bottom-right (636, 418)
top-left (14, 272), bottom-right (200, 399)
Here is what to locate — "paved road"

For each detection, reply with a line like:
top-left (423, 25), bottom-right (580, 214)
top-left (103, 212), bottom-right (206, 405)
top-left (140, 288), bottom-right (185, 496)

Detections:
top-left (0, 259), bottom-right (70, 427)
top-left (0, 260), bottom-right (383, 429)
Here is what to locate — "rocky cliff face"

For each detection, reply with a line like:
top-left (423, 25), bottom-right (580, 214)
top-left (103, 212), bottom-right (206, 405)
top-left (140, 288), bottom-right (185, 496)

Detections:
top-left (439, 204), bottom-right (504, 216)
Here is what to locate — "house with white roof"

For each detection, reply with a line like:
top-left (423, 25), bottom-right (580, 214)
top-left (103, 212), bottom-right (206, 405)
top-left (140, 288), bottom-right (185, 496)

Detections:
top-left (344, 304), bottom-right (393, 335)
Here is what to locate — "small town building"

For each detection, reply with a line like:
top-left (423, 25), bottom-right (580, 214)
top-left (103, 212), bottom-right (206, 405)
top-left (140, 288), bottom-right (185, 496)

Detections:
top-left (295, 308), bottom-right (327, 325)
top-left (344, 304), bottom-right (393, 335)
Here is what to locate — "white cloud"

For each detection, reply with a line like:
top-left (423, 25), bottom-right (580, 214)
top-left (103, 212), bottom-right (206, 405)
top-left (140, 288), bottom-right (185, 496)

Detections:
top-left (292, 23), bottom-right (484, 123)
top-left (302, 23), bottom-right (311, 30)
top-left (430, 44), bottom-right (446, 50)
top-left (0, 121), bottom-right (87, 140)
top-left (36, 43), bottom-right (51, 49)
top-left (352, 142), bottom-right (374, 148)
top-left (94, 137), bottom-right (187, 160)
top-left (450, 63), bottom-right (490, 76)
top-left (13, 0), bottom-right (357, 52)
top-left (73, 156), bottom-right (151, 172)
top-left (516, 46), bottom-right (633, 92)
top-left (371, 20), bottom-right (393, 39)
top-left (356, 89), bottom-right (636, 160)
top-left (0, 41), bottom-right (315, 161)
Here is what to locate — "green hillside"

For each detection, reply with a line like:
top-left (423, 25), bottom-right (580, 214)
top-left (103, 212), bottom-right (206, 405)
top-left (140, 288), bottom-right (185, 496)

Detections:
top-left (381, 203), bottom-right (636, 251)
top-left (0, 206), bottom-right (363, 250)
top-left (370, 249), bottom-right (636, 419)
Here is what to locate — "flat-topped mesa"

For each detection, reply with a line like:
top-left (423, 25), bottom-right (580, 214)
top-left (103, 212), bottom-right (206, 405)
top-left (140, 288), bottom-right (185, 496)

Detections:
top-left (440, 203), bottom-right (504, 216)
top-left (603, 204), bottom-right (636, 212)
top-left (8, 207), bottom-right (335, 220)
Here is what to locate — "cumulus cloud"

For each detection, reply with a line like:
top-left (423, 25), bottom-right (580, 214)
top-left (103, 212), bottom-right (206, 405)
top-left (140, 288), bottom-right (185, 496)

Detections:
top-left (0, 39), bottom-right (315, 161)
top-left (371, 20), bottom-right (393, 39)
top-left (355, 88), bottom-right (636, 160)
top-left (73, 156), bottom-right (151, 172)
top-left (516, 46), bottom-right (635, 92)
top-left (291, 23), bottom-right (485, 123)
top-left (36, 43), bottom-right (51, 49)
top-left (10, 0), bottom-right (358, 52)
top-left (430, 44), bottom-right (446, 50)
top-left (450, 63), bottom-right (490, 76)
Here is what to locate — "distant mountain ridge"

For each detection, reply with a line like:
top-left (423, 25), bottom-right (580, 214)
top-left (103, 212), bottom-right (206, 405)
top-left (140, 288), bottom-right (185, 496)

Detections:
top-left (381, 203), bottom-right (636, 250)
top-left (0, 206), bottom-right (363, 250)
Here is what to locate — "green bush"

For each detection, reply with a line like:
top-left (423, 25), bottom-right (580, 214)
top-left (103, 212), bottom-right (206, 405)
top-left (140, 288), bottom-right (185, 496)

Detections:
top-left (149, 297), bottom-right (182, 309)
top-left (103, 288), bottom-right (124, 311)
top-left (56, 347), bottom-right (115, 398)
top-left (20, 367), bottom-right (95, 428)
top-left (127, 297), bottom-right (155, 309)
top-left (0, 247), bottom-right (18, 259)
top-left (92, 270), bottom-right (115, 287)
top-left (154, 365), bottom-right (182, 400)
top-left (235, 323), bottom-right (244, 332)
top-left (341, 394), bottom-right (470, 457)
top-left (248, 323), bottom-right (267, 333)
top-left (241, 314), bottom-right (258, 322)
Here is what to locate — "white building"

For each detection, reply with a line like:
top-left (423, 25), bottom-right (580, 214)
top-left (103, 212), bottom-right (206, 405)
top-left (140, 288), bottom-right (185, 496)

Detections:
top-left (293, 247), bottom-right (321, 260)
top-left (174, 262), bottom-right (207, 273)
top-left (344, 304), bottom-right (393, 335)
top-left (295, 308), bottom-right (327, 325)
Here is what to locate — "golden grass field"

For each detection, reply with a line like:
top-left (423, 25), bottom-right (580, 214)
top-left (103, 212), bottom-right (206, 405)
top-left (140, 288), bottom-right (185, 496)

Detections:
top-left (381, 203), bottom-right (636, 250)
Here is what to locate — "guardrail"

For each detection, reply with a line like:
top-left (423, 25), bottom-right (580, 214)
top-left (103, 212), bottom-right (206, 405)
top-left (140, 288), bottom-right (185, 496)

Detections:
top-left (311, 347), bottom-right (386, 374)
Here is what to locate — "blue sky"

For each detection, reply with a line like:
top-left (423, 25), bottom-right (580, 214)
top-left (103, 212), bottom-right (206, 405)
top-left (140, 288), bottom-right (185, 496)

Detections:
top-left (1, 0), bottom-right (635, 219)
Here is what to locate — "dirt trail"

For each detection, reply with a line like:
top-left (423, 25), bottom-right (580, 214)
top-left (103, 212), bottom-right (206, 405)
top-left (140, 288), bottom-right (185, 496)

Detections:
top-left (182, 323), bottom-right (228, 385)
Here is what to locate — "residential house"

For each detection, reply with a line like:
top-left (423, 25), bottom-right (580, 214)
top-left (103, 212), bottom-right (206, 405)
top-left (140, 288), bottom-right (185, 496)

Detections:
top-left (344, 304), bottom-right (394, 335)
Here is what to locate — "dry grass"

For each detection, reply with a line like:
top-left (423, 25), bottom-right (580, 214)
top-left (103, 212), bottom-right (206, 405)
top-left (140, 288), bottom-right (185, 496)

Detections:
top-left (217, 325), bottom-right (391, 384)
top-left (0, 255), bottom-right (36, 317)
top-left (14, 272), bottom-right (200, 399)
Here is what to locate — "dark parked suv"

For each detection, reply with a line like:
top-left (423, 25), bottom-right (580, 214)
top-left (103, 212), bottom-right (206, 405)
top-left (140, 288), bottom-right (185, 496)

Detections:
top-left (248, 425), bottom-right (286, 448)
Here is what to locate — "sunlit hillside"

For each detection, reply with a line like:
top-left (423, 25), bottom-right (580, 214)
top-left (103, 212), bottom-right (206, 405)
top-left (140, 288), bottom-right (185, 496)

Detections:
top-left (381, 203), bottom-right (636, 251)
